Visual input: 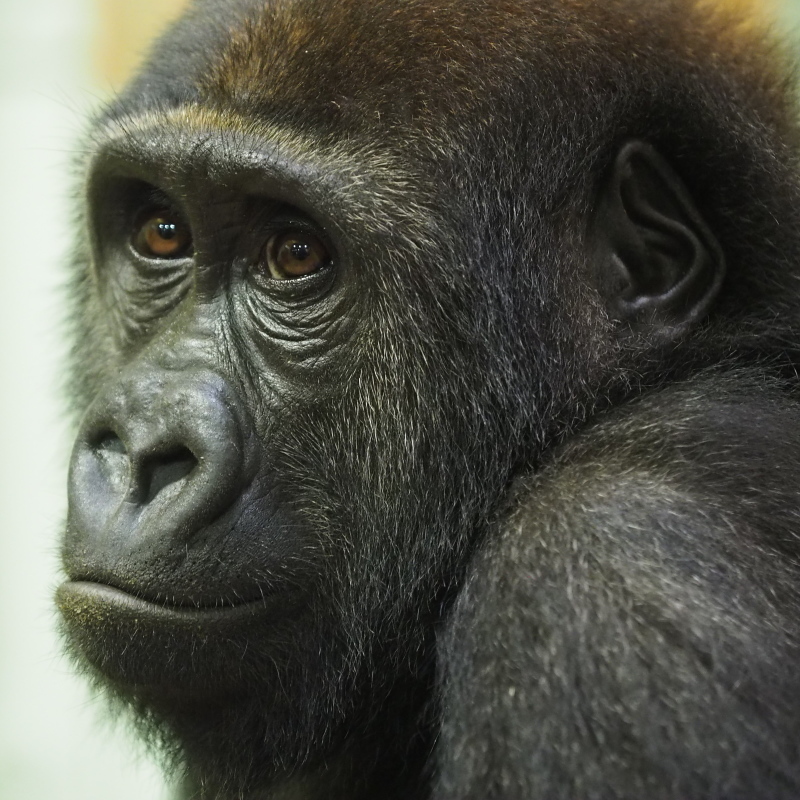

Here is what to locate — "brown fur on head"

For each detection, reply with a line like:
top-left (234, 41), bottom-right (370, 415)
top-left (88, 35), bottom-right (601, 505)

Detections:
top-left (204, 0), bottom-right (794, 133)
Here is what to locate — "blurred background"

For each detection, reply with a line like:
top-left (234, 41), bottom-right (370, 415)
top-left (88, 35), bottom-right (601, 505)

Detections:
top-left (1, 0), bottom-right (800, 798)
top-left (0, 2), bottom-right (188, 797)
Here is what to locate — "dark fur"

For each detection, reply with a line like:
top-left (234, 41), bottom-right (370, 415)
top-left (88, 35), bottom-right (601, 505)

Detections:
top-left (439, 371), bottom-right (800, 798)
top-left (61, 0), bottom-right (800, 798)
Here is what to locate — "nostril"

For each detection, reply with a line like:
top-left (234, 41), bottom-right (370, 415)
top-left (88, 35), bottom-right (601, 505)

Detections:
top-left (142, 446), bottom-right (198, 504)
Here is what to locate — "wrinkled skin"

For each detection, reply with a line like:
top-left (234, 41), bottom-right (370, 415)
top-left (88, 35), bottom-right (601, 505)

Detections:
top-left (58, 0), bottom-right (800, 798)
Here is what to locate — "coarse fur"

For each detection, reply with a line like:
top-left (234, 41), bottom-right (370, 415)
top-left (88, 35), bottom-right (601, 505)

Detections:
top-left (58, 0), bottom-right (800, 798)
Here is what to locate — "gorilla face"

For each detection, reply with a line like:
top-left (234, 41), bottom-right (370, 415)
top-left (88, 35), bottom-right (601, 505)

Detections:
top-left (57, 106), bottom-right (527, 784)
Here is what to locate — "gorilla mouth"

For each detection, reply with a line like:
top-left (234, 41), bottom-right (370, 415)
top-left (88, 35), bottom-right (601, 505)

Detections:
top-left (56, 580), bottom-right (286, 634)
top-left (57, 580), bottom-right (280, 626)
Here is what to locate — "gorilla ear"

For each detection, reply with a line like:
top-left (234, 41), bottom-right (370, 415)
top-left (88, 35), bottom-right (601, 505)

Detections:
top-left (590, 141), bottom-right (725, 335)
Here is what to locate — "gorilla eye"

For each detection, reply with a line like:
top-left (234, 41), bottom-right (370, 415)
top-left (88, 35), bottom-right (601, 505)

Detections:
top-left (264, 232), bottom-right (331, 280)
top-left (132, 209), bottom-right (193, 259)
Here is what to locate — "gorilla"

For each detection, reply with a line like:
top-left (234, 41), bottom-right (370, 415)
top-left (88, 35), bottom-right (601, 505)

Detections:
top-left (57, 0), bottom-right (800, 797)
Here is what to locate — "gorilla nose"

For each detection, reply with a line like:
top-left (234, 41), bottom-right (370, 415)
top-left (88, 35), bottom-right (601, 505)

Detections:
top-left (91, 434), bottom-right (198, 505)
top-left (68, 370), bottom-right (250, 553)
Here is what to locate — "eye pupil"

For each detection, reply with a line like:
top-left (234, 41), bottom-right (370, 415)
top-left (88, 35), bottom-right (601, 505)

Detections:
top-left (290, 242), bottom-right (312, 261)
top-left (157, 222), bottom-right (178, 240)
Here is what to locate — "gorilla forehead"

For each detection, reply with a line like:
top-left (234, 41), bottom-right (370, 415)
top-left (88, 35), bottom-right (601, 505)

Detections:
top-left (109, 0), bottom-right (790, 159)
top-left (199, 0), bottom-right (526, 112)
top-left (200, 0), bottom-right (762, 95)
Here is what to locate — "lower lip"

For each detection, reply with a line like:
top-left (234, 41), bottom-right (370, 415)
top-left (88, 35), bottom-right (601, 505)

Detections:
top-left (57, 580), bottom-right (281, 630)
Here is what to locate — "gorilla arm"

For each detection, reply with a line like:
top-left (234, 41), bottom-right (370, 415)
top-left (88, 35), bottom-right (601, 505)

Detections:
top-left (436, 374), bottom-right (800, 800)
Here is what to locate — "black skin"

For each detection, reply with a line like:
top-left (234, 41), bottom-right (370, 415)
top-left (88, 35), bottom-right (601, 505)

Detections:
top-left (58, 0), bottom-right (800, 797)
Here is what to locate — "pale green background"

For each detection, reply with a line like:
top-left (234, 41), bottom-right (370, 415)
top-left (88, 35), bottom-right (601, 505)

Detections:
top-left (1, 0), bottom-right (178, 797)
top-left (2, 1), bottom-right (800, 799)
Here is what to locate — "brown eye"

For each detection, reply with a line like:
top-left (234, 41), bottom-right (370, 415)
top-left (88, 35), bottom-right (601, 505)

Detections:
top-left (132, 209), bottom-right (192, 259)
top-left (264, 231), bottom-right (330, 280)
